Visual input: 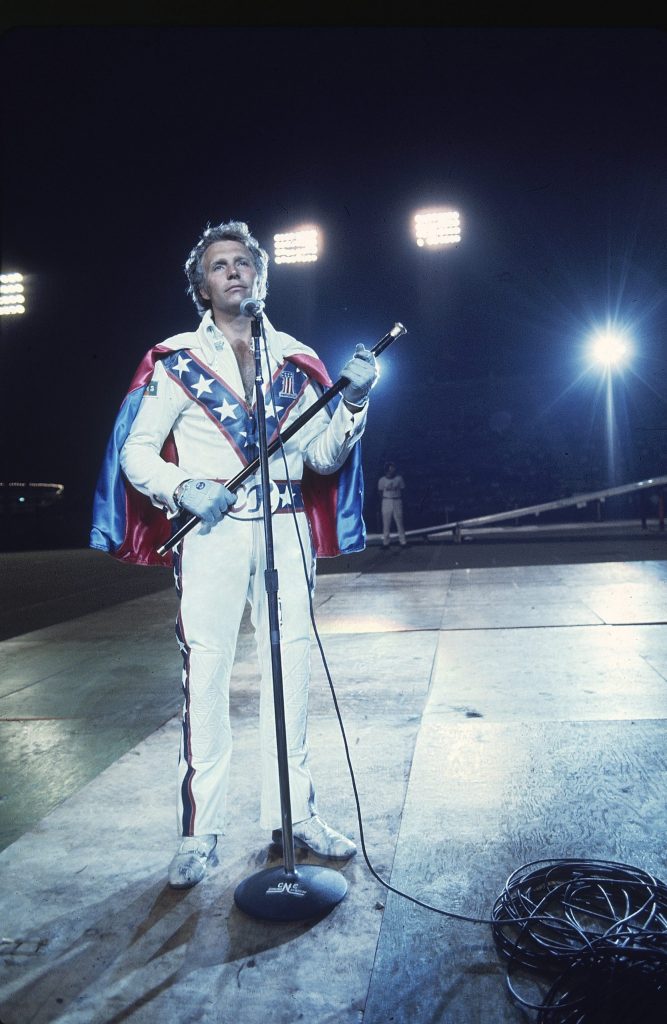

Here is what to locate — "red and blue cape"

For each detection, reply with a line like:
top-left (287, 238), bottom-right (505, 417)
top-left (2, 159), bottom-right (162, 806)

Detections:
top-left (90, 346), bottom-right (366, 566)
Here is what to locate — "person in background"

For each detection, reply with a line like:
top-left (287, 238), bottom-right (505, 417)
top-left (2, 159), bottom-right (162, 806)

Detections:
top-left (90, 219), bottom-right (378, 888)
top-left (378, 461), bottom-right (407, 548)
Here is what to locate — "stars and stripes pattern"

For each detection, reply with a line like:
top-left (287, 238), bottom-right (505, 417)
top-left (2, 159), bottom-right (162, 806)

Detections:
top-left (89, 343), bottom-right (366, 567)
top-left (162, 350), bottom-right (311, 467)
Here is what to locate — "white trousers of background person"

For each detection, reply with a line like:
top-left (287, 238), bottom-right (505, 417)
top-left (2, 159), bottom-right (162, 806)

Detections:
top-left (382, 497), bottom-right (406, 546)
top-left (174, 509), bottom-right (317, 837)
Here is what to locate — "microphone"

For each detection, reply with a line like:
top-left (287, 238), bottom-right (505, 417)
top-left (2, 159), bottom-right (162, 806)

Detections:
top-left (240, 297), bottom-right (265, 319)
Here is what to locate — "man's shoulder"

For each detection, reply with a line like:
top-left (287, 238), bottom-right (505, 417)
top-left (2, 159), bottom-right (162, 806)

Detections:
top-left (277, 332), bottom-right (331, 389)
top-left (126, 331), bottom-right (199, 391)
top-left (277, 331), bottom-right (318, 361)
top-left (157, 330), bottom-right (198, 352)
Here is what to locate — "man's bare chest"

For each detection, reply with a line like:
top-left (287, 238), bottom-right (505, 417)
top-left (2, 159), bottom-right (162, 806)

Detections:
top-left (230, 340), bottom-right (255, 404)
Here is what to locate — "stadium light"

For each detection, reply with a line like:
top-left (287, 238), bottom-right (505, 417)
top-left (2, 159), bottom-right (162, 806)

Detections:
top-left (274, 226), bottom-right (320, 264)
top-left (588, 327), bottom-right (631, 368)
top-left (0, 272), bottom-right (25, 315)
top-left (413, 208), bottom-right (461, 247)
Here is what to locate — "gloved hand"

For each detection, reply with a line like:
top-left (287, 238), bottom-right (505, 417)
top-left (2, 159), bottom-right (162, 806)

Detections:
top-left (341, 344), bottom-right (378, 408)
top-left (174, 479), bottom-right (237, 526)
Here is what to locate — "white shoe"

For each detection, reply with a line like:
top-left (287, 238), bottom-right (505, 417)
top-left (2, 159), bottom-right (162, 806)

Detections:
top-left (272, 815), bottom-right (357, 860)
top-left (168, 834), bottom-right (217, 889)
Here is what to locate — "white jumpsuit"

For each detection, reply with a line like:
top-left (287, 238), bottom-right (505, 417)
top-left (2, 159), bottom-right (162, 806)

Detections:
top-left (120, 311), bottom-right (367, 836)
top-left (378, 472), bottom-right (406, 546)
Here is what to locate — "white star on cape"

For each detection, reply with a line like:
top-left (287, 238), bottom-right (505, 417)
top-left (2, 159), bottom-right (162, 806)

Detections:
top-left (192, 374), bottom-right (214, 397)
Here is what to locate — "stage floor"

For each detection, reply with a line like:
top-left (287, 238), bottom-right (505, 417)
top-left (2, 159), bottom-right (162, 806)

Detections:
top-left (1, 539), bottom-right (666, 1022)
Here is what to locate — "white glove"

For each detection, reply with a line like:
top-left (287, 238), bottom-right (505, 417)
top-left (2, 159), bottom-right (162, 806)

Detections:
top-left (341, 344), bottom-right (378, 408)
top-left (174, 479), bottom-right (236, 525)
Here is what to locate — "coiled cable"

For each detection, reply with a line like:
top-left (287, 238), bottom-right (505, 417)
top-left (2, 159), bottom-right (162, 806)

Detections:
top-left (492, 858), bottom-right (667, 1022)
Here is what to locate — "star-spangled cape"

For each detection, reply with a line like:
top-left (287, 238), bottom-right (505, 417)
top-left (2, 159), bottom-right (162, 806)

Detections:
top-left (89, 343), bottom-right (366, 566)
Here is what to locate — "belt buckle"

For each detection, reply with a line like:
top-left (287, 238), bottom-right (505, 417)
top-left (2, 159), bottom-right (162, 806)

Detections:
top-left (231, 480), bottom-right (284, 519)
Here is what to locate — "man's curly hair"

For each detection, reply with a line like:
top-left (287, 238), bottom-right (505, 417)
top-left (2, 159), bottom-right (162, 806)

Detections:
top-left (184, 220), bottom-right (269, 316)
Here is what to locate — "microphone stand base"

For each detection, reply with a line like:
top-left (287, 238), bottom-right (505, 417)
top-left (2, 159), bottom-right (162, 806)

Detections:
top-left (234, 863), bottom-right (347, 922)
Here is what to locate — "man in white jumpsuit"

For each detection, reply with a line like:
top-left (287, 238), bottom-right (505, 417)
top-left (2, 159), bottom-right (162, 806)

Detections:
top-left (105, 221), bottom-right (377, 888)
top-left (378, 461), bottom-right (407, 547)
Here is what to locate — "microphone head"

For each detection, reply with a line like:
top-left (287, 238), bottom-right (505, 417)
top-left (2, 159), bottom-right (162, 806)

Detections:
top-left (240, 297), bottom-right (265, 318)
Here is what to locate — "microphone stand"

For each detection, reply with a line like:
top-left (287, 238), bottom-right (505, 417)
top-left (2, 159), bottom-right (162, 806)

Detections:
top-left (233, 309), bottom-right (347, 922)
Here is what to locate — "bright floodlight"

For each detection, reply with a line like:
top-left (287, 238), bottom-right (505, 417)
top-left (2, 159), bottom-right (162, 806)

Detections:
top-left (0, 272), bottom-right (25, 315)
top-left (274, 226), bottom-right (320, 264)
top-left (414, 208), bottom-right (461, 247)
top-left (589, 328), bottom-right (631, 367)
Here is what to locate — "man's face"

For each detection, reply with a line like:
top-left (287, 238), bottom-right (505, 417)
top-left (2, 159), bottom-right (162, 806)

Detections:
top-left (199, 240), bottom-right (258, 318)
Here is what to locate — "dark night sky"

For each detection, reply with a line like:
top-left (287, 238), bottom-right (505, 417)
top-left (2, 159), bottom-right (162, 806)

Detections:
top-left (2, 18), bottom-right (667, 538)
